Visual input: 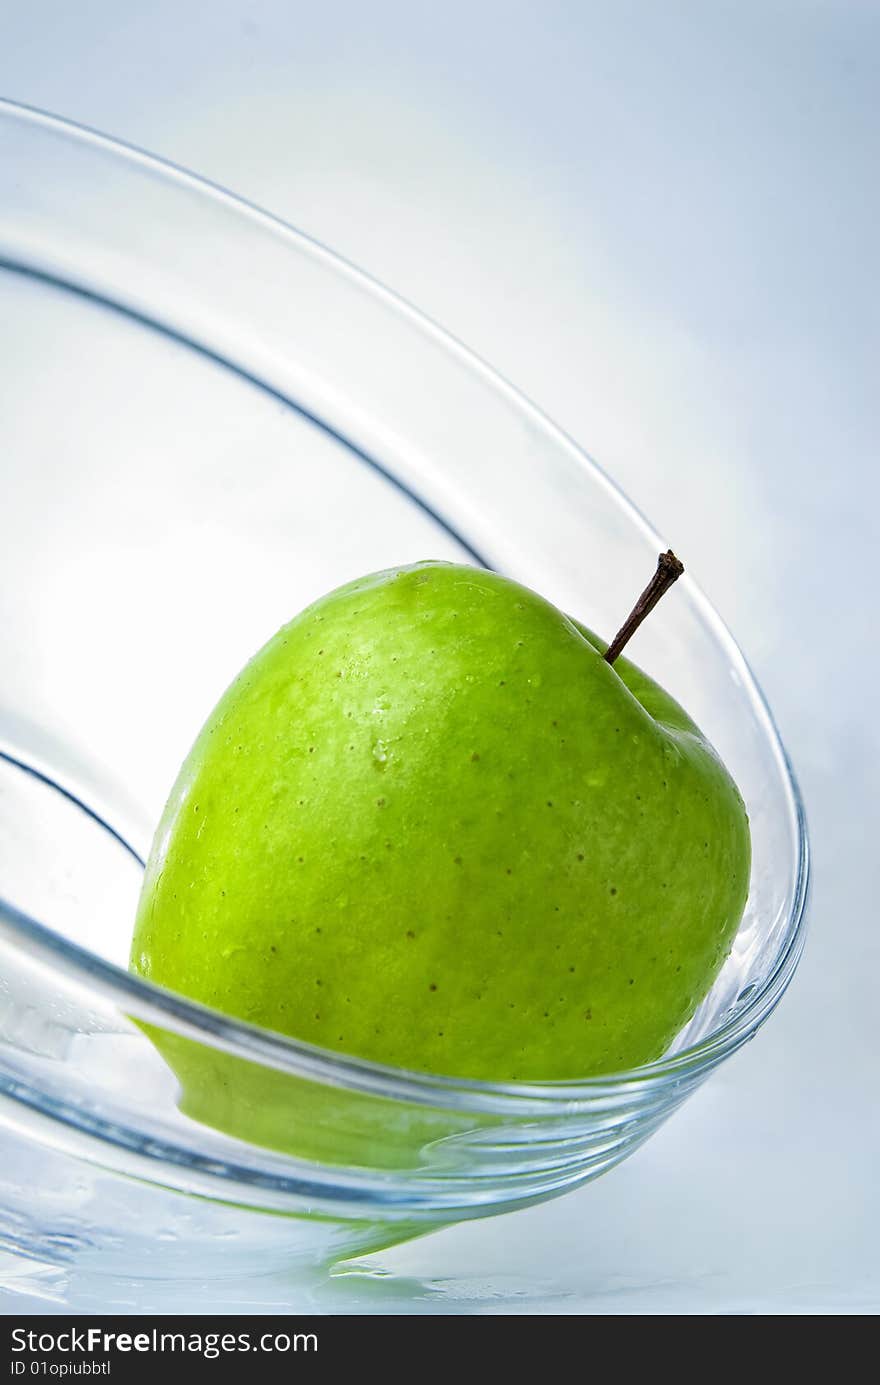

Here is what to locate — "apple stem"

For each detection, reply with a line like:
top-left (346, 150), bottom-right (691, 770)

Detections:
top-left (604, 550), bottom-right (685, 665)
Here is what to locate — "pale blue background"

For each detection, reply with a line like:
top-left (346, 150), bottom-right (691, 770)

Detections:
top-left (1, 1), bottom-right (878, 1312)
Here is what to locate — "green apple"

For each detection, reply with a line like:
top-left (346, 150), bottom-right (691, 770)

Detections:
top-left (131, 560), bottom-right (750, 1097)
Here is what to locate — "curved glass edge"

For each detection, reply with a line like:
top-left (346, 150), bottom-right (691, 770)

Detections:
top-left (0, 1061), bottom-right (676, 1216)
top-left (0, 776), bottom-right (808, 1118)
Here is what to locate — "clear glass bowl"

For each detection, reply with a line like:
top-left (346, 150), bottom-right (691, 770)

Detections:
top-left (0, 101), bottom-right (808, 1300)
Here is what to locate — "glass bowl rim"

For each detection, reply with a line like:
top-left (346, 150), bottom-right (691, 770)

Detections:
top-left (0, 98), bottom-right (810, 1120)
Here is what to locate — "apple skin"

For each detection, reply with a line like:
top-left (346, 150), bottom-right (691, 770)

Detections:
top-left (131, 561), bottom-right (750, 1085)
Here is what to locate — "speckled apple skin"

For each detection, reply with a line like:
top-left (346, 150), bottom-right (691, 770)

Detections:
top-left (131, 562), bottom-right (750, 1082)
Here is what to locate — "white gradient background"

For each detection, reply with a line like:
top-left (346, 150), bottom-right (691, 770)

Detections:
top-left (1, 1), bottom-right (878, 1312)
